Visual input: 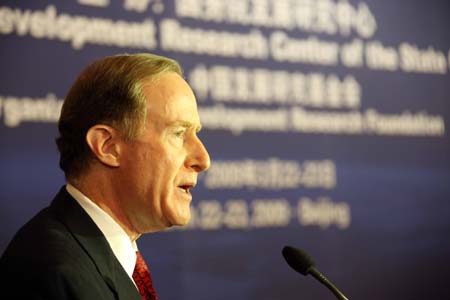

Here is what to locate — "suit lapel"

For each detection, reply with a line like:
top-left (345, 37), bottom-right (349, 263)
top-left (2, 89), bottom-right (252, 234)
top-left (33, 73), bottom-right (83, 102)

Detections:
top-left (50, 187), bottom-right (141, 300)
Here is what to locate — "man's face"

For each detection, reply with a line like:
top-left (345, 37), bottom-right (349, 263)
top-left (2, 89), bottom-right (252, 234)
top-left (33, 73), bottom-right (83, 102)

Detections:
top-left (118, 72), bottom-right (210, 233)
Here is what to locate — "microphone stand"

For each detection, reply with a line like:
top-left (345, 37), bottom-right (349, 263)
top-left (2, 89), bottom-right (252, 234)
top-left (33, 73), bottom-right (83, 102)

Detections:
top-left (308, 267), bottom-right (349, 300)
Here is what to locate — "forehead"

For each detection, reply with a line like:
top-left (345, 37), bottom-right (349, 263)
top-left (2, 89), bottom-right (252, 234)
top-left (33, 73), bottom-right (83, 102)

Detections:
top-left (142, 72), bottom-right (201, 128)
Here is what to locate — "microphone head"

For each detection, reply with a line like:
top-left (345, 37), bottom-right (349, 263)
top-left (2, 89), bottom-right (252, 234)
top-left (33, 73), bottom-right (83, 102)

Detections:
top-left (282, 245), bottom-right (315, 276)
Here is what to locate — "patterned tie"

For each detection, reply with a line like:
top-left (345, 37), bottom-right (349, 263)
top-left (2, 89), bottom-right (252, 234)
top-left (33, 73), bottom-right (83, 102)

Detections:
top-left (133, 251), bottom-right (158, 300)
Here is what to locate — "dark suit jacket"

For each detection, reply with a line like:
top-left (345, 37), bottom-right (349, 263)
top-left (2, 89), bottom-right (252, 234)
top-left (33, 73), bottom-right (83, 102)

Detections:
top-left (0, 186), bottom-right (142, 300)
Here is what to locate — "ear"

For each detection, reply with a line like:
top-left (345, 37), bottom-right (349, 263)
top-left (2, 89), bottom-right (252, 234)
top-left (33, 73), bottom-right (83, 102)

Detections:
top-left (86, 125), bottom-right (122, 168)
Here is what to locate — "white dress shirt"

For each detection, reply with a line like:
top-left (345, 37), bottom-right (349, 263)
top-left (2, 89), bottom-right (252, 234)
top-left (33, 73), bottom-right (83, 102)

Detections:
top-left (66, 183), bottom-right (137, 284)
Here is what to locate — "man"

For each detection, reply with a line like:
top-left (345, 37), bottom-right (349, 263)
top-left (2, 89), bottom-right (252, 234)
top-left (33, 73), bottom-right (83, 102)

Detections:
top-left (0, 53), bottom-right (210, 299)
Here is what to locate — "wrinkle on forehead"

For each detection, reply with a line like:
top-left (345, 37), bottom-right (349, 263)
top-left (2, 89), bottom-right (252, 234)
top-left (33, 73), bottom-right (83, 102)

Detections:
top-left (141, 72), bottom-right (201, 129)
top-left (143, 73), bottom-right (195, 105)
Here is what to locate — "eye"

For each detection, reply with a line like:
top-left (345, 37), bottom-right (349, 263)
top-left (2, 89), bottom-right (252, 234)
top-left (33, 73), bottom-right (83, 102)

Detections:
top-left (175, 128), bottom-right (187, 138)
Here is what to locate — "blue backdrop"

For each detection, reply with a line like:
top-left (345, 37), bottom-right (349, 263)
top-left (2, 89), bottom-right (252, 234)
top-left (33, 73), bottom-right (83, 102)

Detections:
top-left (1, 1), bottom-right (450, 299)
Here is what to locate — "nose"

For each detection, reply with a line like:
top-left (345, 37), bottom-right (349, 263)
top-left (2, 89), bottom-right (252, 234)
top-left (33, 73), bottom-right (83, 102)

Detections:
top-left (186, 134), bottom-right (211, 172)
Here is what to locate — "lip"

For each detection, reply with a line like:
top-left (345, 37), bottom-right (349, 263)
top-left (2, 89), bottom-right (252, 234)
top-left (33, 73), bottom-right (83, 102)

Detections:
top-left (178, 183), bottom-right (195, 194)
top-left (177, 182), bottom-right (196, 198)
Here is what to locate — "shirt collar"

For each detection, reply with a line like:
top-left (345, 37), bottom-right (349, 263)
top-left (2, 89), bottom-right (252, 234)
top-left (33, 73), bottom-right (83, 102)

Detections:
top-left (66, 183), bottom-right (137, 280)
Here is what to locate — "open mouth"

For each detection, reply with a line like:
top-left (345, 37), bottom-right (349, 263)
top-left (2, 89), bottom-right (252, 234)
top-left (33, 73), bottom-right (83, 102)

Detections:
top-left (178, 184), bottom-right (193, 194)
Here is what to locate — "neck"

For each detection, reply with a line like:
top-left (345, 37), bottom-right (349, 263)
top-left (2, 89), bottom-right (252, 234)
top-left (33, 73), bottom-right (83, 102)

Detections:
top-left (69, 175), bottom-right (141, 242)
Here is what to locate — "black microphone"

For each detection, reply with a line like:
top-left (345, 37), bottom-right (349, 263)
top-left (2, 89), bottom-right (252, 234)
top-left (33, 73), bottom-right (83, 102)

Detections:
top-left (282, 245), bottom-right (349, 300)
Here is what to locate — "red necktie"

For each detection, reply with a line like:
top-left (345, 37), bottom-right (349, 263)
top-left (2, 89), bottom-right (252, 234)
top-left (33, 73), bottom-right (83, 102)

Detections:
top-left (133, 251), bottom-right (158, 300)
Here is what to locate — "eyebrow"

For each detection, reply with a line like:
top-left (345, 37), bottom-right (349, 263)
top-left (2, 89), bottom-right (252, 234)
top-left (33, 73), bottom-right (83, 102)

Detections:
top-left (172, 120), bottom-right (202, 132)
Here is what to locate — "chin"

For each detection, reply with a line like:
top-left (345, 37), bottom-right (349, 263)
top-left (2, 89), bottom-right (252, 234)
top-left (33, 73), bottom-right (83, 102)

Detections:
top-left (171, 214), bottom-right (191, 226)
top-left (173, 219), bottom-right (190, 227)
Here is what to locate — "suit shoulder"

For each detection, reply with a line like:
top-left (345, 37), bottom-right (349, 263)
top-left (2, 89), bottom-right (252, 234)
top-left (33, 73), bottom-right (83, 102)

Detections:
top-left (0, 208), bottom-right (115, 299)
top-left (1, 206), bottom-right (87, 267)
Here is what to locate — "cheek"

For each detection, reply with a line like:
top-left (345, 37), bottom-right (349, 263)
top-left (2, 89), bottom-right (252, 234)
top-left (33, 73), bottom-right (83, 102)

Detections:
top-left (159, 149), bottom-right (186, 177)
top-left (137, 145), bottom-right (168, 179)
top-left (149, 156), bottom-right (178, 200)
top-left (143, 141), bottom-right (187, 194)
